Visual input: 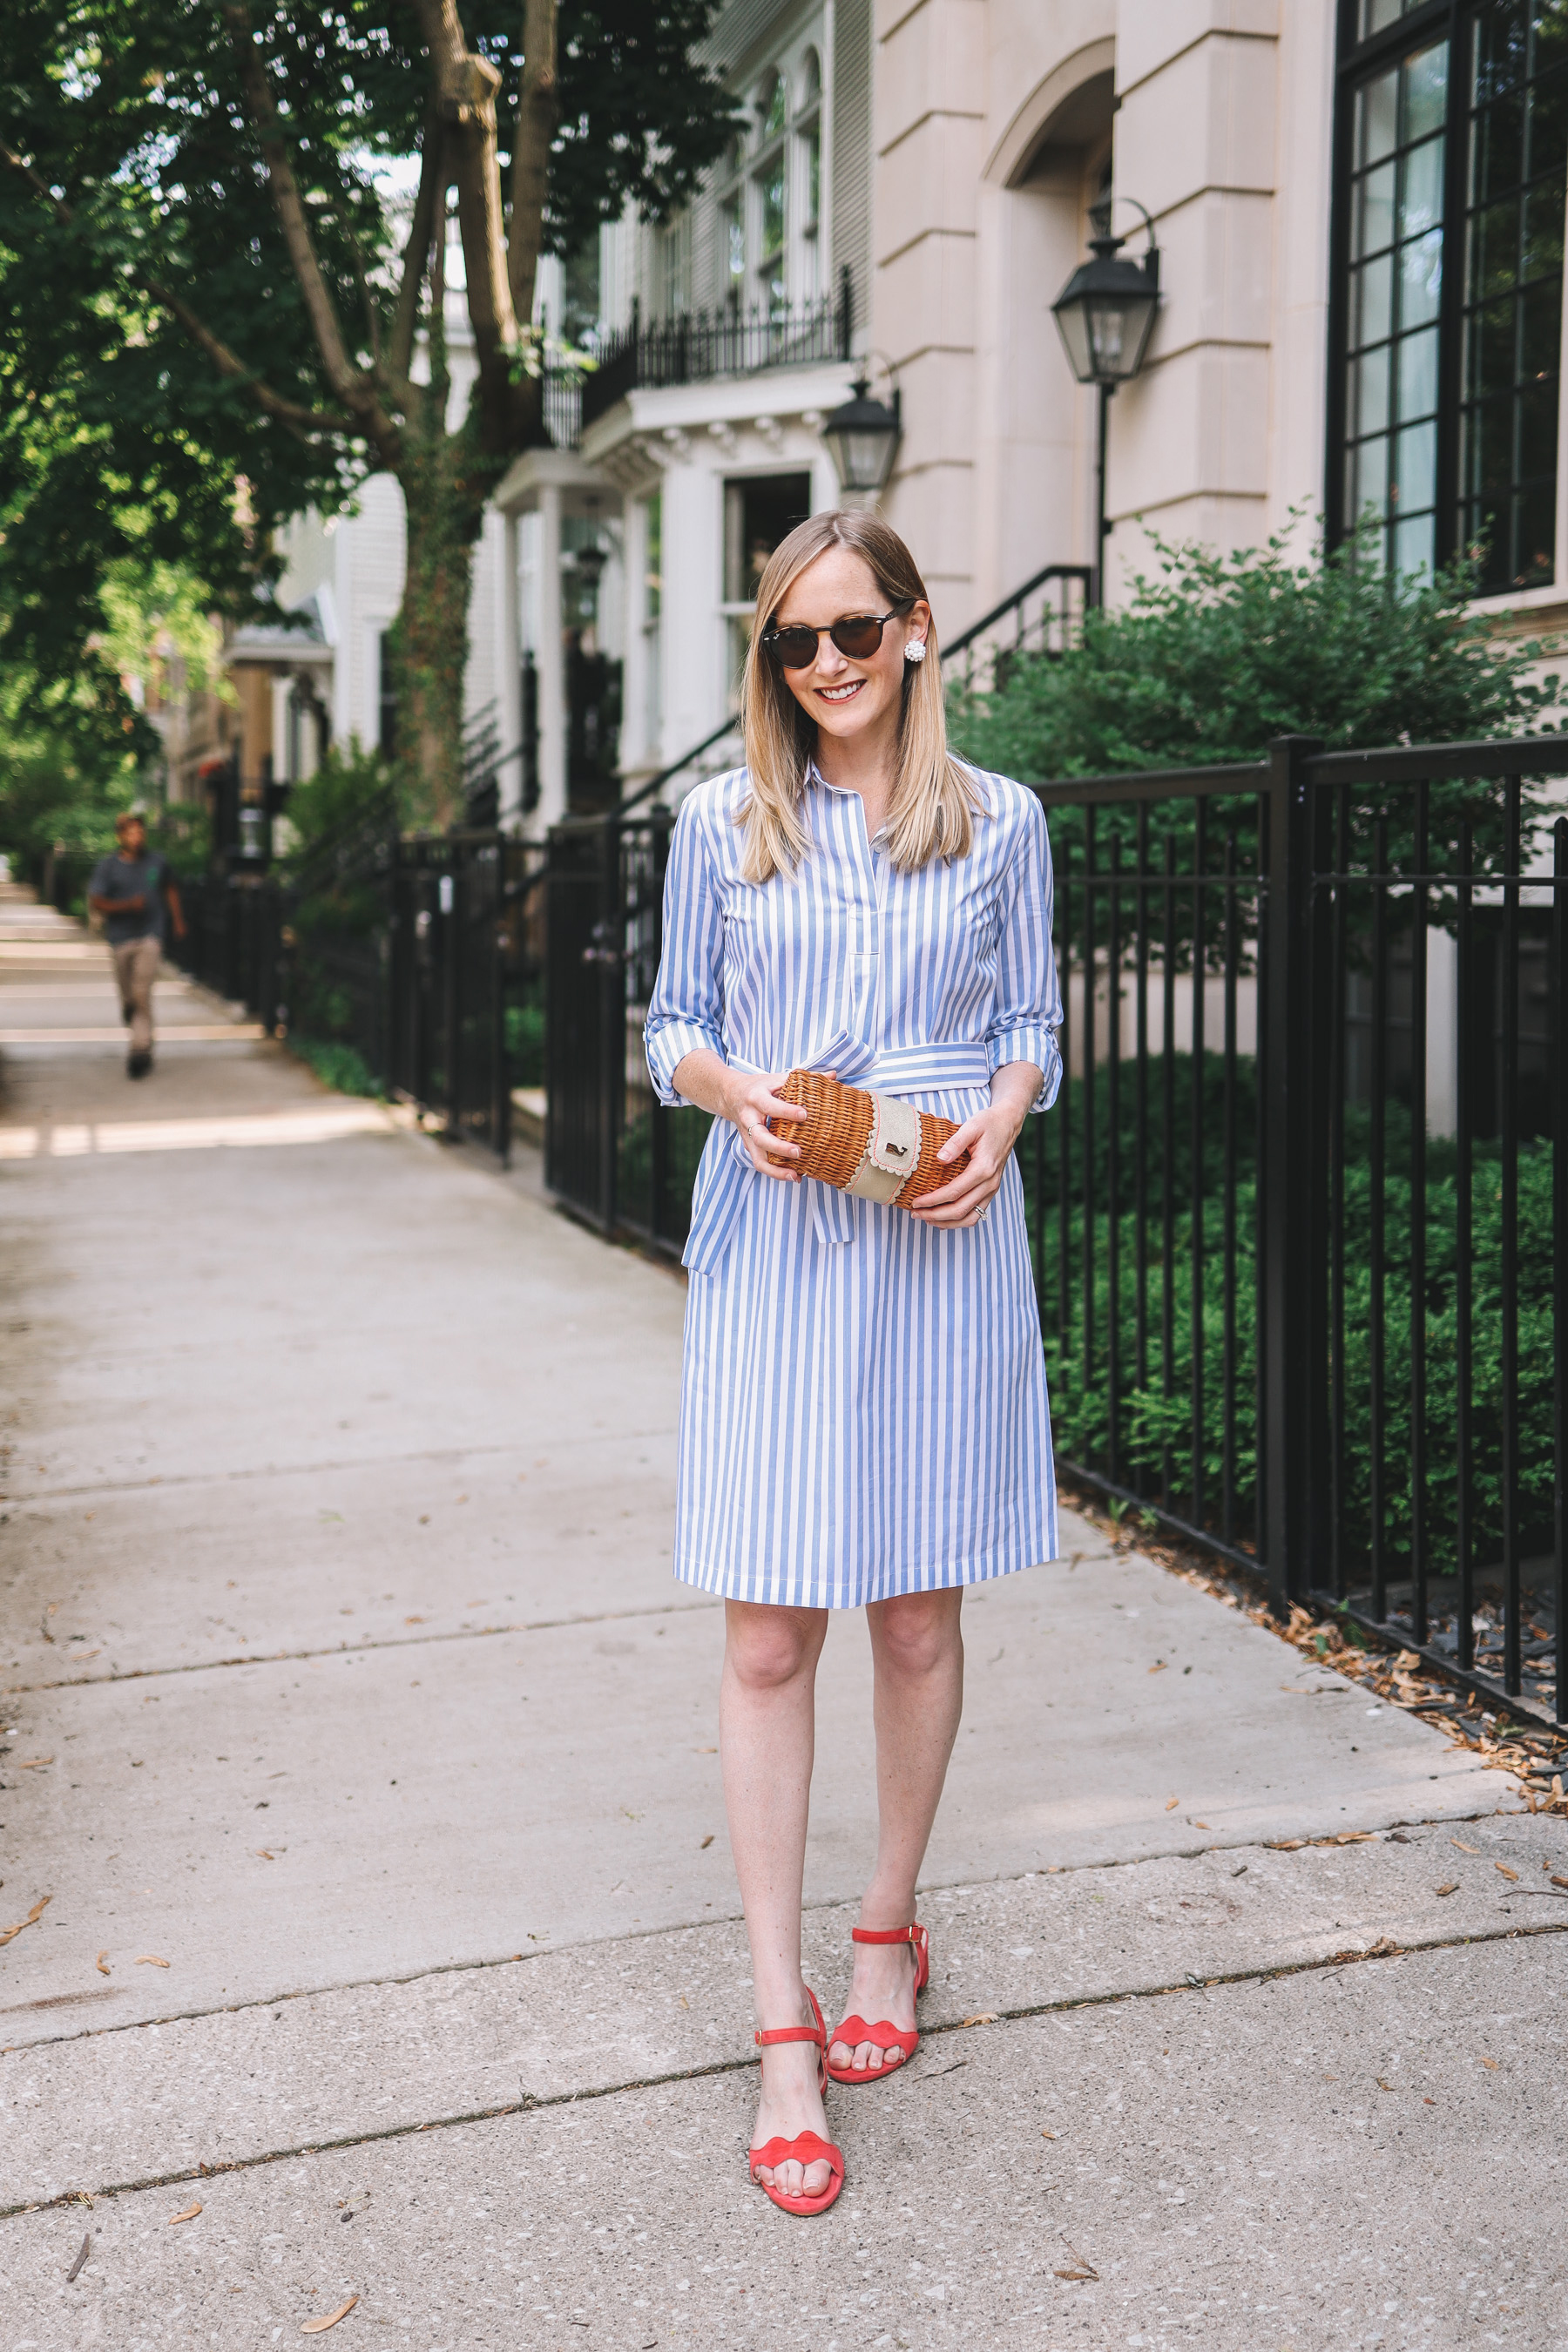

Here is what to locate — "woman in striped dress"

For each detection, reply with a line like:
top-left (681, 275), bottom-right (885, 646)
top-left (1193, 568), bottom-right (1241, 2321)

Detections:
top-left (644, 510), bottom-right (1062, 2214)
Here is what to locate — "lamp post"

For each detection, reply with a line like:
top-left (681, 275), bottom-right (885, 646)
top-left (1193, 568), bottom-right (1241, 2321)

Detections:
top-left (821, 375), bottom-right (902, 504)
top-left (1051, 200), bottom-right (1161, 606)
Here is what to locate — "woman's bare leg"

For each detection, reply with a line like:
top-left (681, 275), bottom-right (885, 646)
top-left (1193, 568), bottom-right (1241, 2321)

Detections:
top-left (720, 1598), bottom-right (832, 2198)
top-left (828, 1588), bottom-right (964, 2074)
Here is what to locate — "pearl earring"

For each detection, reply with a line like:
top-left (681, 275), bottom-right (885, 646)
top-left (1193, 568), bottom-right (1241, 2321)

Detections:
top-left (904, 639), bottom-right (927, 665)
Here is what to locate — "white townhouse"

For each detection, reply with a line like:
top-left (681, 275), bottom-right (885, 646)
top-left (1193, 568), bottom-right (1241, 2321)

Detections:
top-left (232, 0), bottom-right (1568, 836)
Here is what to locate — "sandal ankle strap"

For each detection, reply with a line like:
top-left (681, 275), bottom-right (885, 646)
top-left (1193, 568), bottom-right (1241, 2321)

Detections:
top-left (850, 1922), bottom-right (921, 1945)
top-left (754, 2022), bottom-right (823, 2048)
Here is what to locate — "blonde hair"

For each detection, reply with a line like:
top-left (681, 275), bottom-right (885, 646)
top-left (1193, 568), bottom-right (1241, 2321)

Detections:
top-left (738, 510), bottom-right (981, 884)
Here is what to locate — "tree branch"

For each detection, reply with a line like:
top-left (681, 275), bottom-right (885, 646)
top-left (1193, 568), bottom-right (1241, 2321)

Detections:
top-left (412, 0), bottom-right (524, 448)
top-left (508, 0), bottom-right (558, 330)
top-left (220, 2), bottom-right (402, 463)
top-left (389, 112), bottom-right (444, 389)
top-left (0, 140), bottom-right (350, 436)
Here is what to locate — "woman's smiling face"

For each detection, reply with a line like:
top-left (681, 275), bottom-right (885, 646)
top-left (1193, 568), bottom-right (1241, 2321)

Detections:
top-left (770, 546), bottom-right (929, 748)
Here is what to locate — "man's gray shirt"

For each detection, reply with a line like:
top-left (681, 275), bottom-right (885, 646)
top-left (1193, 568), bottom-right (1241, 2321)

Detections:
top-left (89, 853), bottom-right (172, 946)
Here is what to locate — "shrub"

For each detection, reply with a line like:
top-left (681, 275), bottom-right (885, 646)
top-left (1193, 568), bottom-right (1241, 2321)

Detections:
top-left (288, 1037), bottom-right (385, 1098)
top-left (949, 519), bottom-right (1564, 781)
top-left (1037, 1076), bottom-right (1556, 1577)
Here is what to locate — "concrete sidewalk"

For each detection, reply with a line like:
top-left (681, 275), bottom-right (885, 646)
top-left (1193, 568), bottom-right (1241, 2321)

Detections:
top-left (2, 894), bottom-right (1560, 2351)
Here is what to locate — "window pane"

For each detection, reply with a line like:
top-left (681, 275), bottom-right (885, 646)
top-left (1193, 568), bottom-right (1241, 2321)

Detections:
top-left (1405, 41), bottom-right (1450, 141)
top-left (759, 159), bottom-right (785, 257)
top-left (1355, 342), bottom-right (1392, 437)
top-left (1399, 225), bottom-right (1443, 324)
top-left (1356, 159), bottom-right (1398, 256)
top-left (1473, 92), bottom-right (1526, 201)
top-left (1353, 432), bottom-right (1391, 521)
top-left (1523, 172), bottom-right (1565, 274)
top-left (1525, 59), bottom-right (1568, 179)
top-left (1467, 294), bottom-right (1517, 395)
top-left (1401, 132), bottom-right (1445, 237)
top-left (1516, 476), bottom-right (1557, 578)
top-left (1458, 4), bottom-right (1562, 585)
top-left (1358, 66), bottom-right (1401, 168)
top-left (1362, 0), bottom-right (1419, 35)
top-left (1392, 510), bottom-right (1436, 579)
top-left (1397, 322), bottom-right (1441, 417)
top-left (1470, 195), bottom-right (1520, 300)
top-left (1467, 389), bottom-right (1517, 493)
top-left (1520, 271), bottom-right (1564, 373)
top-left (1535, 2), bottom-right (1568, 77)
top-left (1520, 372), bottom-right (1559, 475)
top-left (1474, 0), bottom-right (1530, 103)
top-left (1355, 249), bottom-right (1396, 346)
top-left (1395, 416), bottom-right (1438, 510)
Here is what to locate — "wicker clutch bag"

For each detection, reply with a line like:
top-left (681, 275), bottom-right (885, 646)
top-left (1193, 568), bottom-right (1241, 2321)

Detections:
top-left (763, 1069), bottom-right (971, 1208)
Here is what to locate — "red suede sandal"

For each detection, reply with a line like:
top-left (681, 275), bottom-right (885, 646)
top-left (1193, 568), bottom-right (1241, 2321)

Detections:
top-left (825, 1922), bottom-right (930, 2085)
top-left (748, 1986), bottom-right (847, 2217)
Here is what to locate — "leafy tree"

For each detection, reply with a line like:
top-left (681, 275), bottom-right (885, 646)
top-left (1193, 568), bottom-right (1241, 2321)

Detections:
top-left (0, 555), bottom-right (234, 892)
top-left (97, 558), bottom-right (234, 713)
top-left (949, 522), bottom-right (1564, 780)
top-left (0, 3), bottom-right (738, 821)
top-left (0, 663), bottom-right (140, 894)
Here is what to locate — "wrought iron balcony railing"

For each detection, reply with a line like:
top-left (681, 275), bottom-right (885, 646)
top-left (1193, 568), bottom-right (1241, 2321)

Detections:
top-left (544, 268), bottom-right (854, 446)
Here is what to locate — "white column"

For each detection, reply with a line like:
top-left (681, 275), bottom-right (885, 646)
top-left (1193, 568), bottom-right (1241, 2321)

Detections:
top-left (537, 483), bottom-right (567, 829)
top-left (620, 495), bottom-right (649, 774)
top-left (1426, 927), bottom-right (1459, 1139)
top-left (497, 512), bottom-right (523, 824)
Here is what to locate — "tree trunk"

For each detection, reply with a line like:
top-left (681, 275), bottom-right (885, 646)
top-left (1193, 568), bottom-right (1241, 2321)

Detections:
top-left (391, 428), bottom-right (498, 828)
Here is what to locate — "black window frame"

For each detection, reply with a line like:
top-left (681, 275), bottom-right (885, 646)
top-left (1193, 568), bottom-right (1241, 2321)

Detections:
top-left (1327, 0), bottom-right (1568, 592)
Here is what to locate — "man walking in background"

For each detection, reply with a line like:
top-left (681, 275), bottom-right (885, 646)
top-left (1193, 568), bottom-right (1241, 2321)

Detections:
top-left (88, 811), bottom-right (186, 1079)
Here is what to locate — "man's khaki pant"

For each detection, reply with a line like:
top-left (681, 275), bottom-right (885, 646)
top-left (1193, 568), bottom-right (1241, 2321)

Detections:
top-left (112, 936), bottom-right (161, 1056)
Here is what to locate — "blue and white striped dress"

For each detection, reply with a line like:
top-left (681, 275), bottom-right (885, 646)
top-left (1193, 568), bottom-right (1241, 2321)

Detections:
top-left (644, 761), bottom-right (1063, 1610)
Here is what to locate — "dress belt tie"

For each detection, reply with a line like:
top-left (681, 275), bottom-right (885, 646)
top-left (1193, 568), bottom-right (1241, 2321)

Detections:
top-left (725, 1042), bottom-right (991, 1096)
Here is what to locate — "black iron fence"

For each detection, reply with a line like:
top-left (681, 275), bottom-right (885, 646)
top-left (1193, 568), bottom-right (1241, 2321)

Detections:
top-left (166, 814), bottom-right (547, 1159)
top-left (544, 733), bottom-right (1568, 1727)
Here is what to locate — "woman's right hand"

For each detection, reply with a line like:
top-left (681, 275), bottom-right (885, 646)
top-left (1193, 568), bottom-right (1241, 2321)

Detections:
top-left (726, 1071), bottom-right (807, 1182)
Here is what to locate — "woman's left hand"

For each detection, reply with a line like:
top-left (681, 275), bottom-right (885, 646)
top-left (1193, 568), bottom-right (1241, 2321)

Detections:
top-left (910, 1062), bottom-right (1042, 1228)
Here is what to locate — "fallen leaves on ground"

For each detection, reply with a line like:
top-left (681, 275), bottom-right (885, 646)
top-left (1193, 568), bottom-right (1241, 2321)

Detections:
top-left (1165, 1796), bottom-right (1179, 1811)
top-left (17, 1757), bottom-right (53, 1769)
top-left (1436, 1882), bottom-right (1459, 1896)
top-left (1148, 1660), bottom-right (1167, 1674)
top-left (1452, 1839), bottom-right (1479, 1853)
top-left (699, 1834), bottom-right (713, 1849)
top-left (0, 1895), bottom-right (51, 1947)
top-left (962, 2011), bottom-right (1000, 2027)
top-left (95, 1951), bottom-right (110, 1976)
top-left (301, 2295), bottom-right (359, 2333)
top-left (1058, 1485), bottom-right (1568, 1804)
top-left (1496, 1862), bottom-right (1520, 1881)
top-left (135, 1954), bottom-right (170, 1968)
top-left (1054, 2243), bottom-right (1099, 2282)
top-left (167, 2204), bottom-right (202, 2226)
top-left (256, 1849), bottom-right (275, 1861)
top-left (1480, 2057), bottom-right (1500, 2071)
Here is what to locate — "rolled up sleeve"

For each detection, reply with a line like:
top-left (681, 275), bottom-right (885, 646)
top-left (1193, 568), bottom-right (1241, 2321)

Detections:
top-left (644, 801), bottom-right (727, 1106)
top-left (984, 792), bottom-right (1064, 1112)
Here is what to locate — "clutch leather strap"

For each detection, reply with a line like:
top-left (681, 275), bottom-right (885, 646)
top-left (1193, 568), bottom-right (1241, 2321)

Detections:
top-left (845, 1091), bottom-right (922, 1204)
